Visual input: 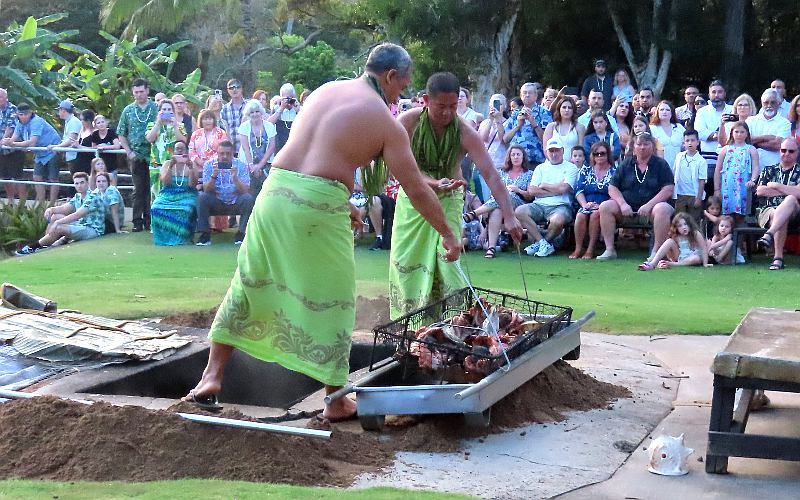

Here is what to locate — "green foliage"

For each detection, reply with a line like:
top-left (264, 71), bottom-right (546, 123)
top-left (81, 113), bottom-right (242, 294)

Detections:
top-left (64, 31), bottom-right (208, 121)
top-left (0, 15), bottom-right (79, 111)
top-left (0, 203), bottom-right (48, 254)
top-left (285, 41), bottom-right (353, 91)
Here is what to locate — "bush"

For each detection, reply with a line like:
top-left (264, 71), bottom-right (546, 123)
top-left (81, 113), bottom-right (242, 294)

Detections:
top-left (0, 202), bottom-right (47, 253)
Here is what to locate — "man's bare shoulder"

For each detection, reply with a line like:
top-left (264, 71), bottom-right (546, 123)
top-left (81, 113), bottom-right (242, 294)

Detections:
top-left (397, 107), bottom-right (423, 127)
top-left (306, 79), bottom-right (394, 117)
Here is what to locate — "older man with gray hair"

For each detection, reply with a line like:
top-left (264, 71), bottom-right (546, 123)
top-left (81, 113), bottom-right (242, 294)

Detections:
top-left (503, 82), bottom-right (552, 166)
top-left (268, 82), bottom-right (301, 154)
top-left (597, 133), bottom-right (674, 260)
top-left (746, 88), bottom-right (792, 170)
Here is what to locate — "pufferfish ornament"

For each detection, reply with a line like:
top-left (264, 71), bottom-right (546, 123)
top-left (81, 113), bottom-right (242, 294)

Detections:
top-left (646, 434), bottom-right (694, 476)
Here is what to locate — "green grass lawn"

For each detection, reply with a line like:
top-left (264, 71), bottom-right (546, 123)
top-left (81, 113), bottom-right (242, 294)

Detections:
top-left (0, 231), bottom-right (797, 334)
top-left (0, 480), bottom-right (473, 499)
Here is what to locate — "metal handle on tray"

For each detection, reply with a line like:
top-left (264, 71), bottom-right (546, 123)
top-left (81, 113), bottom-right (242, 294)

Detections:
top-left (323, 358), bottom-right (401, 404)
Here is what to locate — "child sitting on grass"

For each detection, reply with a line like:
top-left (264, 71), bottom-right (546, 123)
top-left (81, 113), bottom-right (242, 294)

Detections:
top-left (708, 215), bottom-right (735, 264)
top-left (638, 212), bottom-right (711, 270)
top-left (703, 195), bottom-right (722, 240)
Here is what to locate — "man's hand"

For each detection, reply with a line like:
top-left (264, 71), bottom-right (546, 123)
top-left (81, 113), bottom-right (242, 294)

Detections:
top-left (657, 260), bottom-right (673, 269)
top-left (516, 112), bottom-right (526, 127)
top-left (349, 204), bottom-right (364, 233)
top-left (47, 144), bottom-right (56, 150)
top-left (44, 207), bottom-right (53, 221)
top-left (637, 203), bottom-right (653, 218)
top-left (504, 217), bottom-right (524, 244)
top-left (1, 137), bottom-right (11, 146)
top-left (126, 151), bottom-right (136, 160)
top-left (441, 231), bottom-right (461, 262)
top-left (434, 178), bottom-right (465, 193)
top-left (620, 202), bottom-right (634, 217)
top-left (693, 197), bottom-right (702, 208)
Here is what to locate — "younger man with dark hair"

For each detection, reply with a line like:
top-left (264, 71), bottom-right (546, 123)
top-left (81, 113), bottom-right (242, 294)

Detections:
top-left (15, 172), bottom-right (106, 255)
top-left (672, 129), bottom-right (707, 221)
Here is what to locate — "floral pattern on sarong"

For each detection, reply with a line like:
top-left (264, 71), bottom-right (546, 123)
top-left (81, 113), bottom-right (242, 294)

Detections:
top-left (216, 289), bottom-right (269, 340)
top-left (239, 272), bottom-right (354, 311)
top-left (391, 260), bottom-right (431, 275)
top-left (264, 186), bottom-right (350, 214)
top-left (268, 310), bottom-right (351, 373)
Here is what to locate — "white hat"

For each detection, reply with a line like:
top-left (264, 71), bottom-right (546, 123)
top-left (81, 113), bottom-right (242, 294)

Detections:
top-left (546, 137), bottom-right (564, 150)
top-left (646, 434), bottom-right (694, 476)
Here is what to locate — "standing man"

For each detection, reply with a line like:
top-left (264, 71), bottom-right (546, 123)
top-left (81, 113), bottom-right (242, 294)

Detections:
top-left (770, 79), bottom-right (791, 118)
top-left (503, 82), bottom-right (552, 167)
top-left (267, 82), bottom-right (300, 155)
top-left (577, 90), bottom-right (605, 128)
top-left (747, 88), bottom-right (791, 171)
top-left (636, 87), bottom-right (656, 120)
top-left (220, 79), bottom-right (249, 157)
top-left (694, 80), bottom-right (733, 198)
top-left (182, 43), bottom-right (461, 422)
top-left (581, 59), bottom-right (613, 111)
top-left (117, 78), bottom-right (158, 232)
top-left (391, 72), bottom-right (523, 317)
top-left (49, 100), bottom-right (81, 175)
top-left (1, 103), bottom-right (61, 205)
top-left (675, 85), bottom-right (700, 128)
top-left (755, 138), bottom-right (800, 271)
top-left (0, 88), bottom-right (26, 204)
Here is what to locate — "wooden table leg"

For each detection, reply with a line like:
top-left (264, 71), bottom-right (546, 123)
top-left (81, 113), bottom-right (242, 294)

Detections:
top-left (706, 376), bottom-right (736, 474)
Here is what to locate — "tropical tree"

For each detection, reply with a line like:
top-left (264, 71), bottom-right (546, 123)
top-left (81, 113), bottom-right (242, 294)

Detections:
top-left (64, 32), bottom-right (207, 121)
top-left (0, 15), bottom-right (89, 110)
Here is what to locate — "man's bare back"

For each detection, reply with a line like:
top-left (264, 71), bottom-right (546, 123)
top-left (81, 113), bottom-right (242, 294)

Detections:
top-left (273, 78), bottom-right (405, 191)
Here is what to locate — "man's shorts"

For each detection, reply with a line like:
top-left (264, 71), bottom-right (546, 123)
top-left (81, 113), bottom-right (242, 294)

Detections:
top-left (618, 213), bottom-right (652, 226)
top-left (526, 202), bottom-right (573, 225)
top-left (758, 206), bottom-right (800, 230)
top-left (66, 224), bottom-right (100, 241)
top-left (674, 195), bottom-right (702, 222)
top-left (33, 157), bottom-right (61, 180)
top-left (0, 151), bottom-right (25, 179)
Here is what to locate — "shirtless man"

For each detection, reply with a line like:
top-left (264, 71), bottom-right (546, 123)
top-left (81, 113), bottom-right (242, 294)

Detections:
top-left (183, 43), bottom-right (460, 422)
top-left (390, 72), bottom-right (523, 318)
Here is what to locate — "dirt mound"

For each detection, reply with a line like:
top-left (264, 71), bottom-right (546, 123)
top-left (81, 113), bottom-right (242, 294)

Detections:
top-left (0, 397), bottom-right (392, 486)
top-left (0, 362), bottom-right (628, 484)
top-left (161, 295), bottom-right (390, 331)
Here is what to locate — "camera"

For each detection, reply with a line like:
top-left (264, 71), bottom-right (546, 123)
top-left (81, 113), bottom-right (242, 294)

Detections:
top-left (214, 89), bottom-right (223, 98)
top-left (722, 113), bottom-right (737, 122)
top-left (492, 99), bottom-right (502, 111)
top-left (398, 99), bottom-right (413, 112)
top-left (286, 97), bottom-right (297, 105)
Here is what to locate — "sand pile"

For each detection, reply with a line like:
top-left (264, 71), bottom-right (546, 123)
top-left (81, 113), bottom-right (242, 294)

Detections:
top-left (0, 361), bottom-right (628, 484)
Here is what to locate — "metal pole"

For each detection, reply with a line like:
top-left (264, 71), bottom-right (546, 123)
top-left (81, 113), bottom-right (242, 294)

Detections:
top-left (176, 412), bottom-right (332, 439)
top-left (323, 358), bottom-right (400, 404)
top-left (0, 388), bottom-right (94, 405)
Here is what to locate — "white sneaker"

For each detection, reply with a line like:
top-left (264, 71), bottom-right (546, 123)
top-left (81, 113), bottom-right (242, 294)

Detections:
top-left (535, 240), bottom-right (555, 257)
top-left (524, 240), bottom-right (541, 255)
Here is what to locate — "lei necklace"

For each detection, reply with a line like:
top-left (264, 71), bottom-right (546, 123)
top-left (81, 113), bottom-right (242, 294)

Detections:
top-left (634, 164), bottom-right (649, 184)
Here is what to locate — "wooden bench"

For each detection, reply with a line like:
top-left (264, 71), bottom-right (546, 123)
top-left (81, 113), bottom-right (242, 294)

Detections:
top-left (706, 307), bottom-right (800, 473)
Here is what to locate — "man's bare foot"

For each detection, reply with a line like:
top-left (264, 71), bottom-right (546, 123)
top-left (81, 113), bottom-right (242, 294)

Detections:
top-left (322, 396), bottom-right (357, 421)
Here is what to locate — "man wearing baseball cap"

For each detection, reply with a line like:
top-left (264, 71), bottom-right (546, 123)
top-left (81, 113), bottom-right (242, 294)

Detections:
top-left (49, 99), bottom-right (82, 176)
top-left (1, 102), bottom-right (62, 204)
top-left (581, 58), bottom-right (613, 111)
top-left (515, 136), bottom-right (579, 257)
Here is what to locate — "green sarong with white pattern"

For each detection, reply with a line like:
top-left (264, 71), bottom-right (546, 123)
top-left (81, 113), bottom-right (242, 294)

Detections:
top-left (208, 168), bottom-right (355, 386)
top-left (389, 187), bottom-right (464, 319)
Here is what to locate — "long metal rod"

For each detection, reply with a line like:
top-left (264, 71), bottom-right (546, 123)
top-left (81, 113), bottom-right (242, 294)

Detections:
top-left (1, 145), bottom-right (126, 155)
top-left (0, 179), bottom-right (133, 189)
top-left (0, 388), bottom-right (94, 405)
top-left (176, 412), bottom-right (331, 439)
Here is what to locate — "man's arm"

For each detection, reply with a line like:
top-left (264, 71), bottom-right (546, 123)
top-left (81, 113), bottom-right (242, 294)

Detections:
top-left (503, 114), bottom-right (523, 144)
top-left (383, 119), bottom-right (459, 260)
top-left (231, 162), bottom-right (249, 194)
top-left (461, 125), bottom-right (522, 241)
top-left (694, 108), bottom-right (717, 142)
top-left (53, 206), bottom-right (88, 226)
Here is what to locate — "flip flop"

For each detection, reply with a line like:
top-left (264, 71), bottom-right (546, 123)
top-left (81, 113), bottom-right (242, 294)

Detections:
top-left (186, 392), bottom-right (223, 412)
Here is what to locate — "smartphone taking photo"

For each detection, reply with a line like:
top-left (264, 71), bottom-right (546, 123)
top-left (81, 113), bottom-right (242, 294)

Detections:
top-left (492, 99), bottom-right (502, 110)
top-left (217, 161), bottom-right (232, 170)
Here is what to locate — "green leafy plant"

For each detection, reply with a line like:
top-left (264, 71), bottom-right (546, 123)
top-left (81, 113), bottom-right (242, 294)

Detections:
top-left (0, 202), bottom-right (48, 254)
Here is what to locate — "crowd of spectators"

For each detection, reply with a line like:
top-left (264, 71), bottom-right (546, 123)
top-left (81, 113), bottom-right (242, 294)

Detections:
top-left (2, 56), bottom-right (800, 270)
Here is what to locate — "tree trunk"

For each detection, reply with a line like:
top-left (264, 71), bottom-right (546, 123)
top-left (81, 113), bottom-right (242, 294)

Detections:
top-left (607, 0), bottom-right (676, 98)
top-left (240, 0), bottom-right (256, 87)
top-left (721, 0), bottom-right (746, 94)
top-left (470, 8), bottom-right (520, 114)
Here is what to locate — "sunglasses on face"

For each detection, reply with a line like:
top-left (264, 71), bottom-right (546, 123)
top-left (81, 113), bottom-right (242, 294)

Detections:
top-left (227, 86), bottom-right (241, 90)
top-left (593, 151), bottom-right (608, 157)
top-left (780, 149), bottom-right (798, 153)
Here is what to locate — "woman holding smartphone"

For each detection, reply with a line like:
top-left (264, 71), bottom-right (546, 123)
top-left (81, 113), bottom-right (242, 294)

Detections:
top-left (146, 99), bottom-right (188, 204)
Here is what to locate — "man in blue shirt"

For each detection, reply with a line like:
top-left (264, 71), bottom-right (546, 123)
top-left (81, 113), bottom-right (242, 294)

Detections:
top-left (196, 140), bottom-right (254, 246)
top-left (0, 88), bottom-right (26, 204)
top-left (1, 103), bottom-right (61, 204)
top-left (503, 83), bottom-right (552, 166)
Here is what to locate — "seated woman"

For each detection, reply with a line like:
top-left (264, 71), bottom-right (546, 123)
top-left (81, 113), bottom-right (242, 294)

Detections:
top-left (94, 171), bottom-right (125, 234)
top-left (89, 157), bottom-right (110, 190)
top-left (151, 141), bottom-right (198, 246)
top-left (570, 141), bottom-right (616, 259)
top-left (463, 145), bottom-right (533, 258)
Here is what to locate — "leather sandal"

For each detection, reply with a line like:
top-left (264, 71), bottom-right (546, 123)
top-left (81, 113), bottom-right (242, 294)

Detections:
top-left (463, 211), bottom-right (478, 223)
